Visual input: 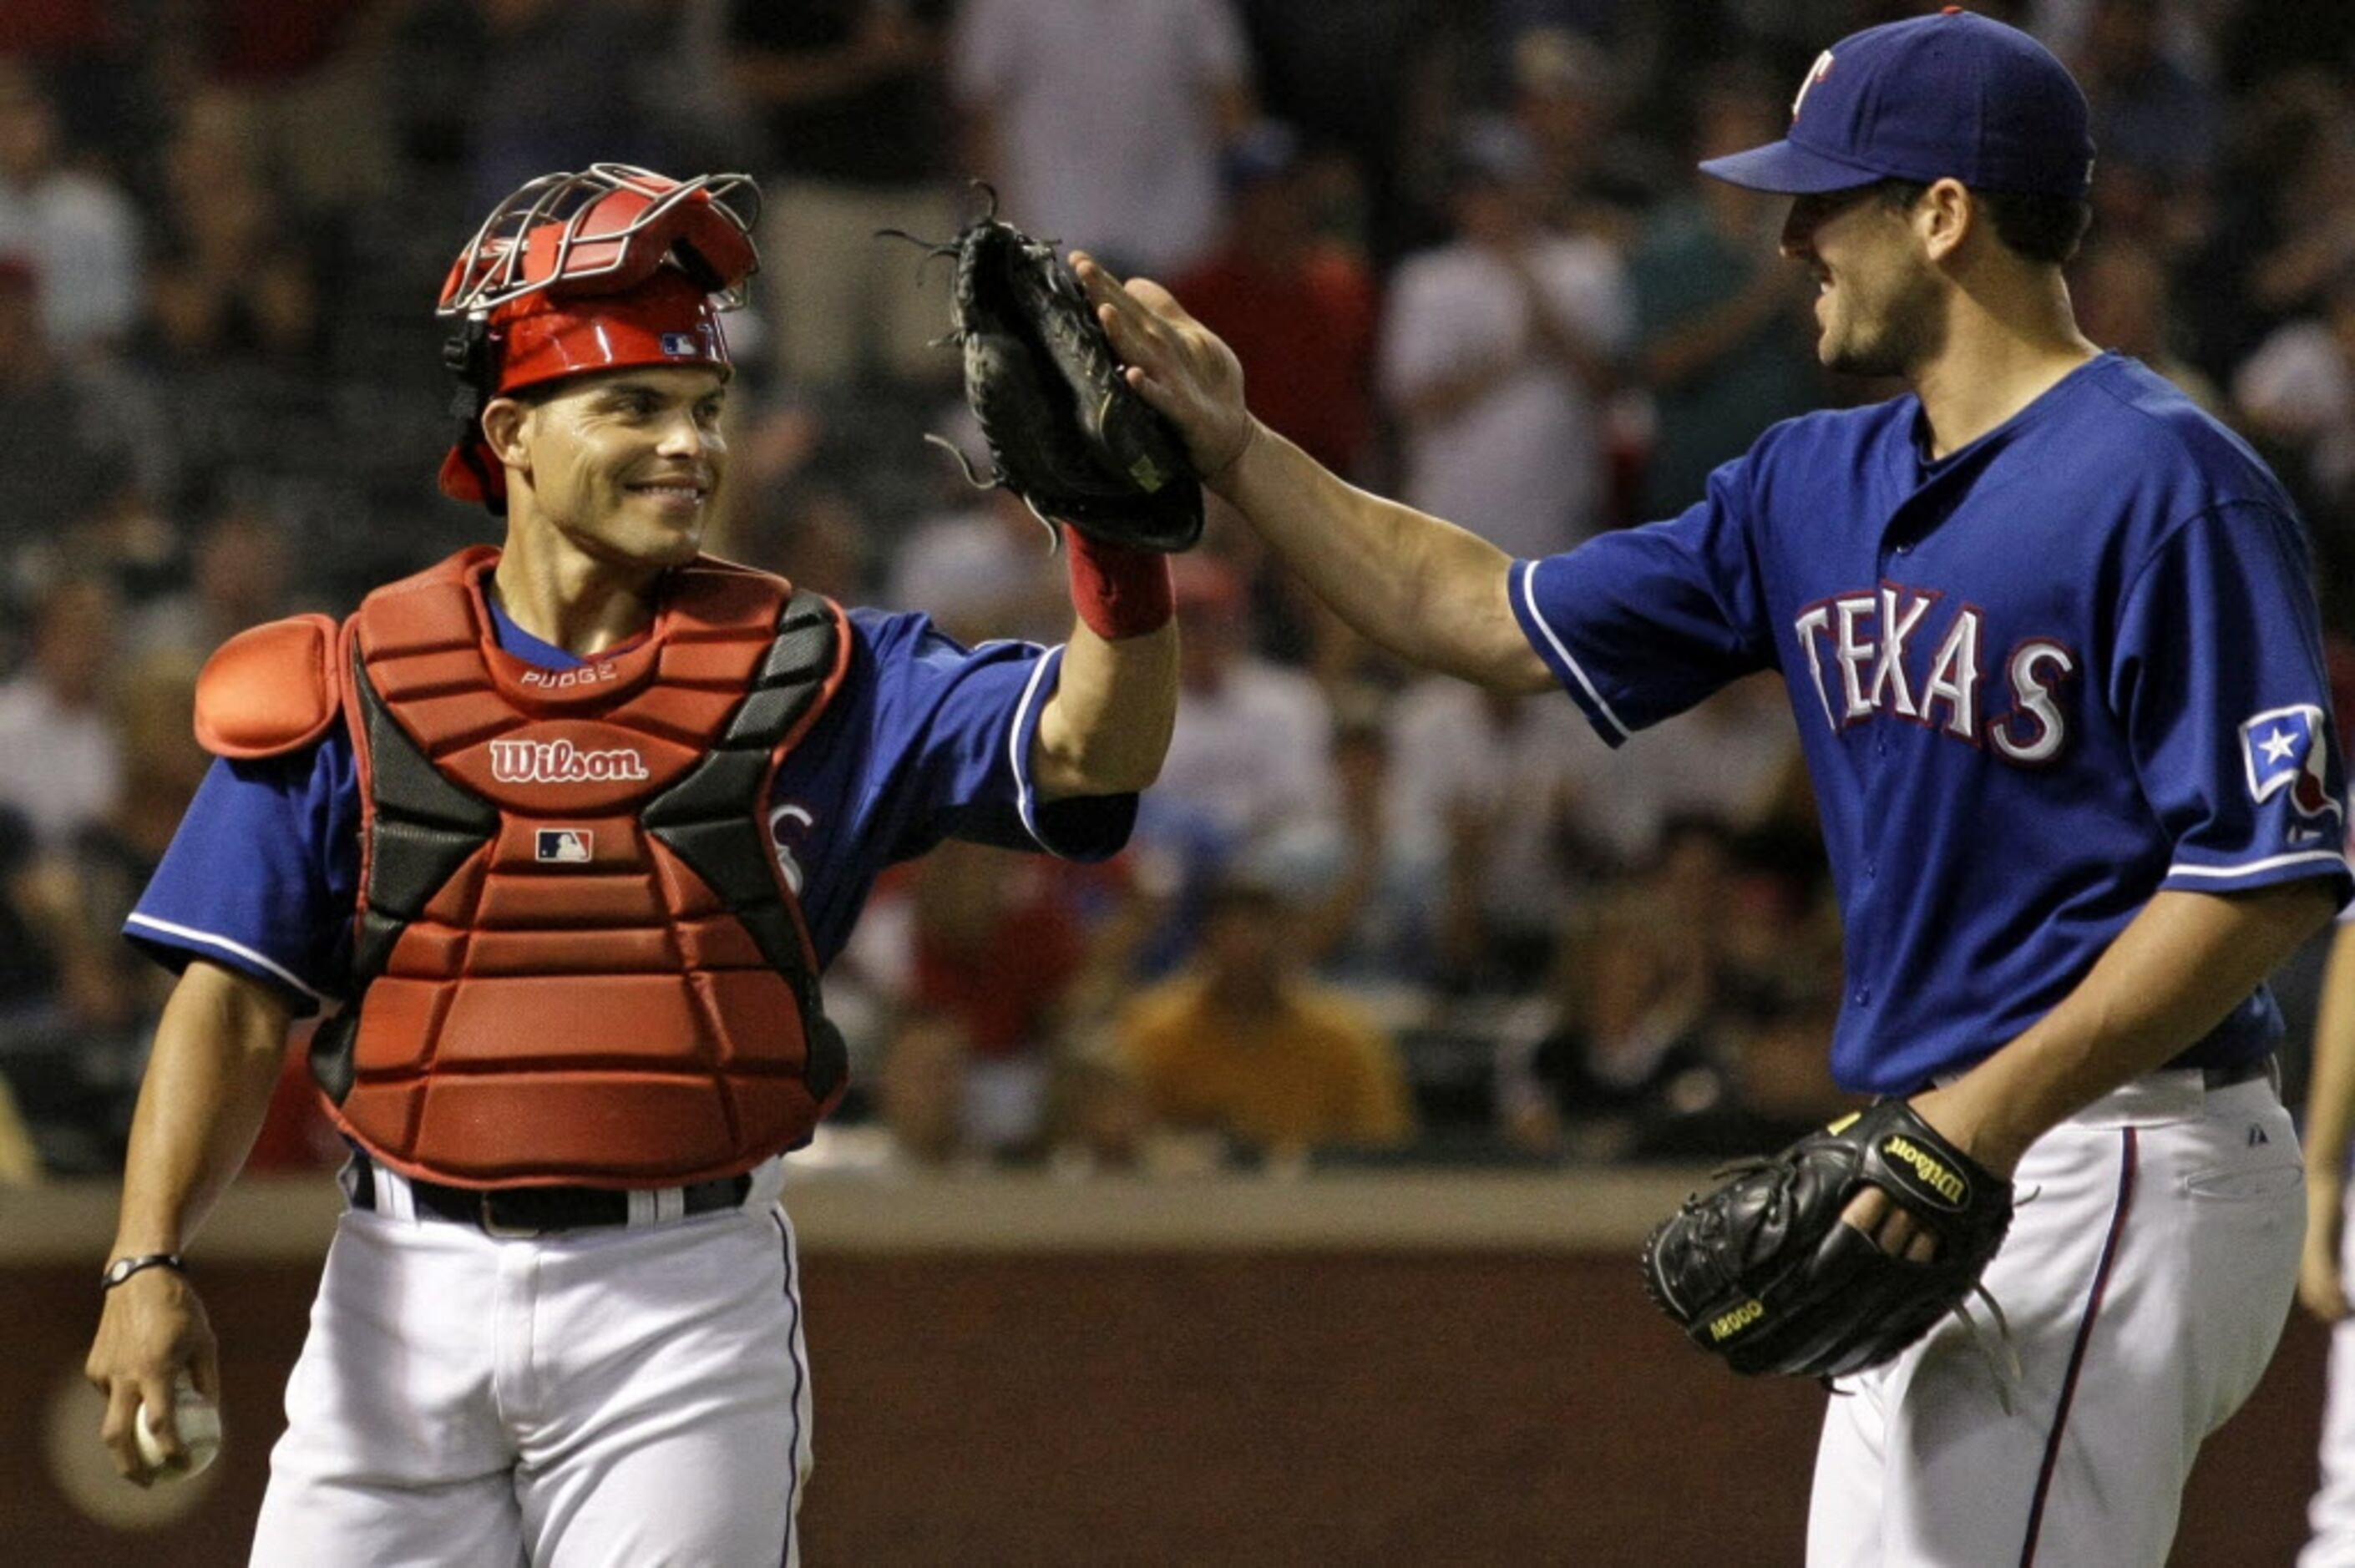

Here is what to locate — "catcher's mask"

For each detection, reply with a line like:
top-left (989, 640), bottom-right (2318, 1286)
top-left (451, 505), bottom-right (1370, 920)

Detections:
top-left (436, 164), bottom-right (762, 512)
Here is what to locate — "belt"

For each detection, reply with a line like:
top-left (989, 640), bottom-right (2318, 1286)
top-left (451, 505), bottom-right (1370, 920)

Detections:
top-left (2199, 1055), bottom-right (2276, 1090)
top-left (1932, 1054), bottom-right (2277, 1095)
top-left (348, 1152), bottom-right (752, 1237)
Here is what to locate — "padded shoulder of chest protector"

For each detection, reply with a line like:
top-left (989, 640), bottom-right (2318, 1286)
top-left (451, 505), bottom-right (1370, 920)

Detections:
top-left (193, 613), bottom-right (345, 759)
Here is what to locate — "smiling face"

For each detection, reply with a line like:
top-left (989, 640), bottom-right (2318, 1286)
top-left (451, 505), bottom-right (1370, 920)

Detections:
top-left (1780, 183), bottom-right (1947, 379)
top-left (490, 366), bottom-right (727, 571)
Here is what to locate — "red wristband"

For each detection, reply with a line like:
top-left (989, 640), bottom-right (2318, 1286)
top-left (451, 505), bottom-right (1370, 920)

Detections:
top-left (1063, 528), bottom-right (1174, 640)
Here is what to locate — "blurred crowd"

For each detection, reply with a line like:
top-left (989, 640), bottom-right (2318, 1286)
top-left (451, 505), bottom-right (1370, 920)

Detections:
top-left (3, 0), bottom-right (2352, 1181)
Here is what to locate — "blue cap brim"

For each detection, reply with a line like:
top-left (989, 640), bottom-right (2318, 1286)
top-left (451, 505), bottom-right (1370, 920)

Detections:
top-left (1699, 138), bottom-right (1887, 195)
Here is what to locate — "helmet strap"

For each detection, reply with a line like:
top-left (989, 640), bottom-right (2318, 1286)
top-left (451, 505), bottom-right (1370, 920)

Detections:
top-left (442, 316), bottom-right (509, 516)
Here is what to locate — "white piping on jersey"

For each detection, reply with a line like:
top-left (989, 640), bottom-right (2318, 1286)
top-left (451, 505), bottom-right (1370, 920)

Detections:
top-left (124, 913), bottom-right (329, 1003)
top-left (1514, 559), bottom-right (1629, 743)
top-left (2164, 849), bottom-right (2351, 882)
top-left (1007, 644), bottom-right (1062, 850)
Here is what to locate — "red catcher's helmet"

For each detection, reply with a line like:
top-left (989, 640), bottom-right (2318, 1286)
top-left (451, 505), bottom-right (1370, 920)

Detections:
top-left (436, 164), bottom-right (762, 509)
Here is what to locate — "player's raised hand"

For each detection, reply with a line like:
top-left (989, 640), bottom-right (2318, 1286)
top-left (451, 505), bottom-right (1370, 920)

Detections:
top-left (1071, 252), bottom-right (1259, 488)
top-left (2302, 1172), bottom-right (2351, 1323)
top-left (85, 1266), bottom-right (220, 1485)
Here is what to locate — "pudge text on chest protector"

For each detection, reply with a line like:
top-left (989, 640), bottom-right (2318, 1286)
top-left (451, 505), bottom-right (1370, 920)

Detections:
top-left (1793, 582), bottom-right (2079, 764)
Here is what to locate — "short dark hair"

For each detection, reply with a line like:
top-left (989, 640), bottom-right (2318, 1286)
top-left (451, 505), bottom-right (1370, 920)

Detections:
top-left (1876, 178), bottom-right (2092, 266)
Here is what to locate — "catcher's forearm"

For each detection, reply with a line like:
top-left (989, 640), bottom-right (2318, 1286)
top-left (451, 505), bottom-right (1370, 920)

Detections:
top-left (1032, 619), bottom-right (1178, 800)
top-left (109, 961), bottom-right (294, 1257)
top-left (1217, 422), bottom-right (1552, 693)
top-left (1942, 883), bottom-right (2336, 1171)
top-left (2304, 923), bottom-right (2355, 1177)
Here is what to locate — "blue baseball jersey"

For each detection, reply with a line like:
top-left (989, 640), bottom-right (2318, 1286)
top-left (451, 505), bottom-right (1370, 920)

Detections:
top-left (1511, 352), bottom-right (2352, 1093)
top-left (126, 597), bottom-right (1131, 1011)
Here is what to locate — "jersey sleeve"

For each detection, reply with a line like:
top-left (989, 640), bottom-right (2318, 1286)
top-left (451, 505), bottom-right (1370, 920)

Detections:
top-left (1509, 456), bottom-right (1777, 746)
top-left (2115, 501), bottom-right (2354, 903)
top-left (123, 734), bottom-right (361, 1014)
top-left (833, 609), bottom-right (1137, 867)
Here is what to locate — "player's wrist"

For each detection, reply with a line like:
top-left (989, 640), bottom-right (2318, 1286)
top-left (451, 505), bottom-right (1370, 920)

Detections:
top-left (1202, 414), bottom-right (1263, 496)
top-left (1905, 1083), bottom-right (2032, 1179)
top-left (1062, 528), bottom-right (1173, 640)
top-left (100, 1252), bottom-right (188, 1292)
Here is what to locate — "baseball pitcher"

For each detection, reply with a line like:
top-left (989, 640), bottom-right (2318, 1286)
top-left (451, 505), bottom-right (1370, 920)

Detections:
top-left (1082, 12), bottom-right (2346, 1565)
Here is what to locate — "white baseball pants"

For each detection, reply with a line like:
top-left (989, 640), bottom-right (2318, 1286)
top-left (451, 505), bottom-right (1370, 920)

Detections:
top-left (249, 1159), bottom-right (812, 1567)
top-left (1808, 1071), bottom-right (2302, 1566)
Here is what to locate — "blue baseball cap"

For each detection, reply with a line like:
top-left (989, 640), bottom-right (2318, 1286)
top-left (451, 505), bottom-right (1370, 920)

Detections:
top-left (1699, 8), bottom-right (2094, 200)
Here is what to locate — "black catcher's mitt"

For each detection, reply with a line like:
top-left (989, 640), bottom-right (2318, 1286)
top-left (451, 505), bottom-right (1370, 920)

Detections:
top-left (1640, 1098), bottom-right (2014, 1380)
top-left (913, 201), bottom-right (1201, 551)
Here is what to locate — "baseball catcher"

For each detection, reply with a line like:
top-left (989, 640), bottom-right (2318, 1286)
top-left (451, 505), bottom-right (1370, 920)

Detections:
top-left (899, 195), bottom-right (1203, 553)
top-left (1641, 1098), bottom-right (2015, 1379)
top-left (84, 159), bottom-right (1183, 1560)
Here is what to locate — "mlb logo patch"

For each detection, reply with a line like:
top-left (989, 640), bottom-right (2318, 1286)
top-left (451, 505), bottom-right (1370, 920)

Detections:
top-left (2240, 706), bottom-right (2341, 823)
top-left (535, 828), bottom-right (595, 863)
top-left (660, 331), bottom-right (700, 357)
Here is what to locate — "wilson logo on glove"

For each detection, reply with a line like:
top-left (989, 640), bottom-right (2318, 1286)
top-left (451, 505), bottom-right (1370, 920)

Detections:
top-left (1641, 1097), bottom-right (2015, 1381)
top-left (1881, 1135), bottom-right (1968, 1207)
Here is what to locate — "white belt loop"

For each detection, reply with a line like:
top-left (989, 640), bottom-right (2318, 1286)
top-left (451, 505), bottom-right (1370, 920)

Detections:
top-left (745, 1156), bottom-right (788, 1211)
top-left (626, 1188), bottom-right (658, 1227)
top-left (377, 1162), bottom-right (418, 1222)
top-left (656, 1186), bottom-right (686, 1225)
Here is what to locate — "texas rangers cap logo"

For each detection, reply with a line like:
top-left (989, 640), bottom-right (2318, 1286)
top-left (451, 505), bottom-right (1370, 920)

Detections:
top-left (2240, 706), bottom-right (2342, 823)
top-left (1791, 49), bottom-right (1834, 119)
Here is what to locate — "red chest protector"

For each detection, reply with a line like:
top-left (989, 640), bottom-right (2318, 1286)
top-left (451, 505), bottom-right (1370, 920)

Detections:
top-left (217, 547), bottom-right (852, 1187)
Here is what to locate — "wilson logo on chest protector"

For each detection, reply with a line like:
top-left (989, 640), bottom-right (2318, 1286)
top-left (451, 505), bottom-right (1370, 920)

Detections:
top-left (489, 738), bottom-right (651, 785)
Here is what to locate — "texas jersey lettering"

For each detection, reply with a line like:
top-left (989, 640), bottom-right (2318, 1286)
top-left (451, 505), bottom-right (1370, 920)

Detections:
top-left (1794, 584), bottom-right (2075, 763)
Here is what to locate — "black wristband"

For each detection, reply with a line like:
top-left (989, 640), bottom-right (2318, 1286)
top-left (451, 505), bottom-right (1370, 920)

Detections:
top-left (99, 1253), bottom-right (186, 1292)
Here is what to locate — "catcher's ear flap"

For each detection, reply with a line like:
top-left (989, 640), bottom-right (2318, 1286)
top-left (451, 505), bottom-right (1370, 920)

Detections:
top-left (439, 316), bottom-right (512, 514)
top-left (443, 316), bottom-right (492, 422)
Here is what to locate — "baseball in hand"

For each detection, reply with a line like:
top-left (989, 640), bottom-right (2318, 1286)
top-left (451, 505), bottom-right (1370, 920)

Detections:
top-left (134, 1373), bottom-right (221, 1479)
